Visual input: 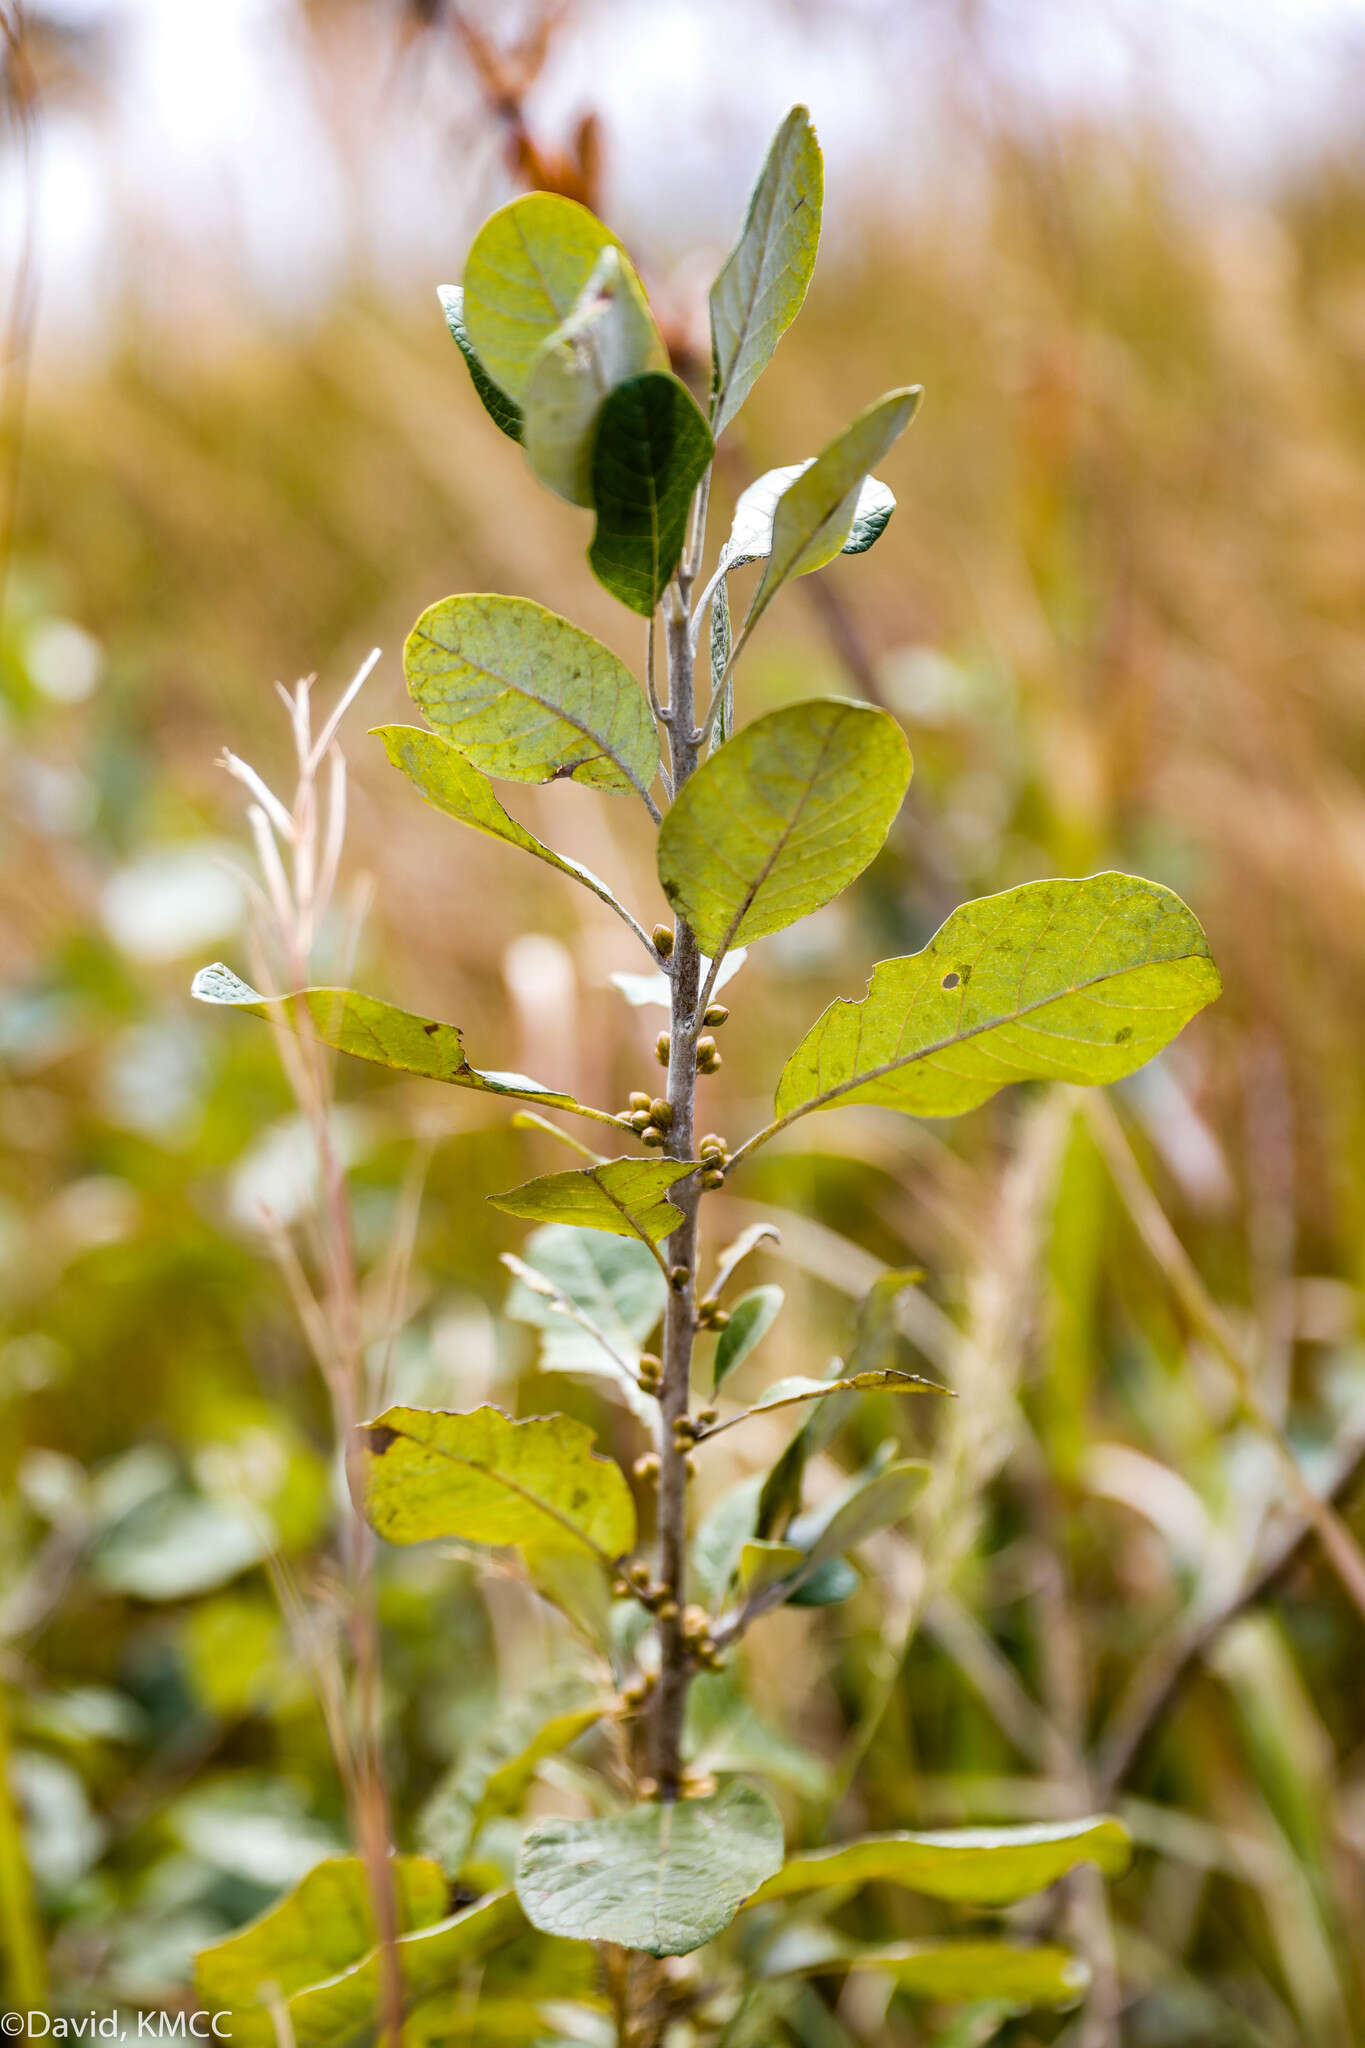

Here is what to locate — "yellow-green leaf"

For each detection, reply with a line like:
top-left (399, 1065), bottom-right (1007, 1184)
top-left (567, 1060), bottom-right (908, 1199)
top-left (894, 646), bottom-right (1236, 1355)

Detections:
top-left (657, 698), bottom-right (910, 956)
top-left (522, 248), bottom-right (667, 505)
top-left (710, 106), bottom-right (823, 436)
top-left (489, 1157), bottom-right (697, 1247)
top-left (355, 1404), bottom-right (636, 1563)
top-left (749, 388), bottom-right (921, 626)
top-left (190, 964), bottom-right (616, 1125)
top-left (463, 192), bottom-right (640, 403)
top-left (194, 1854), bottom-right (447, 2015)
top-left (739, 1538), bottom-right (804, 1595)
top-left (750, 1815), bottom-right (1132, 1906)
top-left (589, 371), bottom-right (715, 614)
top-left (516, 1781), bottom-right (783, 1956)
top-left (774, 872), bottom-right (1222, 1125)
top-left (373, 725), bottom-right (634, 924)
top-left (762, 1932), bottom-right (1089, 2009)
top-left (437, 284), bottom-right (522, 441)
top-left (404, 593), bottom-right (659, 801)
top-left (207, 1891), bottom-right (526, 2048)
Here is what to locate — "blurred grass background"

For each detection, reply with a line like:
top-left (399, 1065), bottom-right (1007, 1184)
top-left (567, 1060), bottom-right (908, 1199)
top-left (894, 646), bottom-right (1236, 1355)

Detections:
top-left (4, 1), bottom-right (1365, 2038)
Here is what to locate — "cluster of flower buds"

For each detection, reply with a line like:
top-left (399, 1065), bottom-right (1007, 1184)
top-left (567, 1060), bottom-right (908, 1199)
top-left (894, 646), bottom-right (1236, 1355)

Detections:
top-left (617, 1560), bottom-right (679, 1621)
top-left (698, 1131), bottom-right (729, 1189)
top-left (621, 1091), bottom-right (675, 1147)
top-left (619, 1667), bottom-right (657, 1713)
top-left (696, 1291), bottom-right (730, 1331)
top-left (670, 1413), bottom-right (701, 1475)
top-left (682, 1604), bottom-right (725, 1672)
top-left (636, 1351), bottom-right (663, 1396)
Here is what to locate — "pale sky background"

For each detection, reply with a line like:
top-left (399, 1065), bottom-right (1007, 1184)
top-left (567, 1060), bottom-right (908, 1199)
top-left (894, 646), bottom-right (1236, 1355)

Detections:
top-left (7, 0), bottom-right (1365, 367)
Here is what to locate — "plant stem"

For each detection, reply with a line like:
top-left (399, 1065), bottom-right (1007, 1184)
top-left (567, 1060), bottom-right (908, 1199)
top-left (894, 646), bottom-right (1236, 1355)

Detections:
top-left (650, 586), bottom-right (703, 1800)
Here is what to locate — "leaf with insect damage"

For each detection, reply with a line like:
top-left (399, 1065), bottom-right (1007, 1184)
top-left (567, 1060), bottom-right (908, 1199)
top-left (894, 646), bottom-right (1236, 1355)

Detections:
top-left (774, 872), bottom-right (1222, 1125)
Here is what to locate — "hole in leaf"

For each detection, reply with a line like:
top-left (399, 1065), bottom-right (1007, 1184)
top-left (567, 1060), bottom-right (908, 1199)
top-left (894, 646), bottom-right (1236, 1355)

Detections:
top-left (941, 972), bottom-right (960, 989)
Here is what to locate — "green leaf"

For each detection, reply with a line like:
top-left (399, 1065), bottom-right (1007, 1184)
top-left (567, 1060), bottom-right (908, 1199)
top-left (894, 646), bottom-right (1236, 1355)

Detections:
top-left (490, 1157), bottom-right (697, 1247)
top-left (204, 1891), bottom-right (526, 2048)
top-left (657, 698), bottom-right (911, 956)
top-left (355, 1404), bottom-right (636, 1563)
top-left (374, 725), bottom-right (635, 925)
top-left (749, 389), bottom-right (921, 626)
top-left (789, 1458), bottom-right (929, 1571)
top-left (463, 192), bottom-right (642, 404)
top-left (709, 1368), bottom-right (947, 1435)
top-left (419, 1678), bottom-right (604, 1877)
top-left (505, 1224), bottom-right (667, 1415)
top-left (589, 372), bottom-right (714, 614)
top-left (843, 475), bottom-right (897, 553)
top-left (710, 106), bottom-right (823, 436)
top-left (404, 593), bottom-right (659, 800)
top-left (750, 1816), bottom-right (1131, 1907)
top-left (713, 1284), bottom-right (784, 1391)
top-left (194, 1854), bottom-right (447, 2013)
top-left (761, 1933), bottom-right (1088, 2009)
top-left (191, 965), bottom-right (613, 1124)
top-left (774, 873), bottom-right (1222, 1125)
top-left (522, 248), bottom-right (667, 505)
top-left (516, 1782), bottom-right (783, 1956)
top-left (785, 1557), bottom-right (859, 1608)
top-left (718, 463), bottom-right (894, 573)
top-left (437, 284), bottom-right (523, 441)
